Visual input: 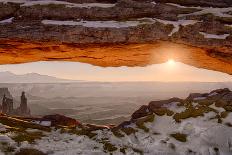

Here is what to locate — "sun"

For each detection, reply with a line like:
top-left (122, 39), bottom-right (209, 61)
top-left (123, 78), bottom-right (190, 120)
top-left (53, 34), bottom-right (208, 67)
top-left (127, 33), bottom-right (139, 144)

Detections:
top-left (167, 59), bottom-right (175, 66)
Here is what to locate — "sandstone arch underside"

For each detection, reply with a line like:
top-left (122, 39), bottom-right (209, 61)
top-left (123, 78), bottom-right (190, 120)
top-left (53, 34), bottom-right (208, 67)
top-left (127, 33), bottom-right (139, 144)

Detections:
top-left (0, 0), bottom-right (232, 74)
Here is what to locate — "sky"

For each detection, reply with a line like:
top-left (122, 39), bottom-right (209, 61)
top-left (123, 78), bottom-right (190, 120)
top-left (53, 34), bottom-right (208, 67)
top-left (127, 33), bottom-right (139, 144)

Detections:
top-left (0, 59), bottom-right (231, 82)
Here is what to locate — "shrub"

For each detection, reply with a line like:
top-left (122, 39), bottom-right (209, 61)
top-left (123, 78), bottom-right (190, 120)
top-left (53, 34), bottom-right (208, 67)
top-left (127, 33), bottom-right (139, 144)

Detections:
top-left (170, 133), bottom-right (187, 142)
top-left (15, 148), bottom-right (46, 155)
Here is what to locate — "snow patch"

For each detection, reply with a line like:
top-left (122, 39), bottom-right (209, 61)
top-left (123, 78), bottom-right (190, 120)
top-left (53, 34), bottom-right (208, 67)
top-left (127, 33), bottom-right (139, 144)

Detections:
top-left (0, 123), bottom-right (6, 132)
top-left (209, 103), bottom-right (225, 113)
top-left (163, 102), bottom-right (186, 113)
top-left (32, 120), bottom-right (51, 127)
top-left (20, 1), bottom-right (115, 8)
top-left (0, 134), bottom-right (13, 143)
top-left (151, 1), bottom-right (156, 5)
top-left (42, 18), bottom-right (156, 28)
top-left (0, 17), bottom-right (14, 24)
top-left (193, 96), bottom-right (206, 101)
top-left (199, 32), bottom-right (230, 39)
top-left (225, 24), bottom-right (232, 28)
top-left (166, 3), bottom-right (200, 9)
top-left (208, 92), bottom-right (218, 97)
top-left (154, 18), bottom-right (198, 36)
top-left (179, 7), bottom-right (232, 18)
top-left (0, 0), bottom-right (28, 4)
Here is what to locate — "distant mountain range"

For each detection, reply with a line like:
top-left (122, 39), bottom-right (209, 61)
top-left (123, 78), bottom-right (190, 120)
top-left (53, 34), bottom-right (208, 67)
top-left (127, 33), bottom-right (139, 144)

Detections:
top-left (0, 71), bottom-right (81, 83)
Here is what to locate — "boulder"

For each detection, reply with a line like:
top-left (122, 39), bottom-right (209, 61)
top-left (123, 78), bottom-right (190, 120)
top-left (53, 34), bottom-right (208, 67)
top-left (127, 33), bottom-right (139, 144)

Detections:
top-left (131, 105), bottom-right (151, 119)
top-left (209, 88), bottom-right (230, 94)
top-left (220, 92), bottom-right (232, 105)
top-left (185, 93), bottom-right (208, 101)
top-left (42, 114), bottom-right (80, 127)
top-left (84, 123), bottom-right (111, 131)
top-left (149, 97), bottom-right (183, 111)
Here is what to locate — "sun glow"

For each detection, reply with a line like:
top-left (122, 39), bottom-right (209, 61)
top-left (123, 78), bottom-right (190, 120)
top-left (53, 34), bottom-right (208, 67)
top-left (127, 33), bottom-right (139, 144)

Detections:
top-left (167, 59), bottom-right (175, 66)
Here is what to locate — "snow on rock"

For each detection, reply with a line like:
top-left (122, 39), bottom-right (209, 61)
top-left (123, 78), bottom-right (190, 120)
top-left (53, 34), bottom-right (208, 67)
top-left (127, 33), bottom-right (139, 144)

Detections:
top-left (42, 18), bottom-right (156, 28)
top-left (179, 6), bottom-right (232, 18)
top-left (0, 123), bottom-right (6, 132)
top-left (0, 17), bottom-right (14, 24)
top-left (154, 18), bottom-right (199, 36)
top-left (225, 24), bottom-right (232, 28)
top-left (31, 120), bottom-right (51, 127)
top-left (193, 96), bottom-right (207, 101)
top-left (151, 1), bottom-right (156, 5)
top-left (31, 130), bottom-right (105, 155)
top-left (167, 3), bottom-right (232, 18)
top-left (20, 1), bottom-right (116, 8)
top-left (166, 3), bottom-right (200, 9)
top-left (0, 0), bottom-right (28, 4)
top-left (1, 93), bottom-right (232, 155)
top-left (224, 113), bottom-right (232, 124)
top-left (199, 32), bottom-right (230, 39)
top-left (208, 92), bottom-right (218, 97)
top-left (40, 121), bottom-right (51, 127)
top-left (209, 103), bottom-right (225, 113)
top-left (163, 102), bottom-right (186, 113)
top-left (0, 134), bottom-right (13, 143)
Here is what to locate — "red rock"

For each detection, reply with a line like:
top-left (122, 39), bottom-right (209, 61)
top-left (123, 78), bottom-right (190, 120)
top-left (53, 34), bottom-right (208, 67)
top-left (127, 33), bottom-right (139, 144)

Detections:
top-left (84, 123), bottom-right (110, 131)
top-left (42, 114), bottom-right (80, 127)
top-left (149, 97), bottom-right (183, 111)
top-left (131, 105), bottom-right (151, 119)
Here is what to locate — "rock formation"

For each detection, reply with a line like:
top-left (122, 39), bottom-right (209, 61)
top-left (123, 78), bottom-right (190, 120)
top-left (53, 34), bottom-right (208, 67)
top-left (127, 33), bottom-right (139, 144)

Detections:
top-left (0, 0), bottom-right (231, 74)
top-left (0, 88), bottom-right (13, 113)
top-left (2, 95), bottom-right (13, 115)
top-left (17, 91), bottom-right (31, 116)
top-left (130, 88), bottom-right (232, 121)
top-left (0, 90), bottom-right (31, 116)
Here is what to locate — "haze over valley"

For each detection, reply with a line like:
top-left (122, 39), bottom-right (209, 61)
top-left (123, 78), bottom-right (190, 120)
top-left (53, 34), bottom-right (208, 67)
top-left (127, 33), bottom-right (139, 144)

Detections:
top-left (0, 61), bottom-right (232, 124)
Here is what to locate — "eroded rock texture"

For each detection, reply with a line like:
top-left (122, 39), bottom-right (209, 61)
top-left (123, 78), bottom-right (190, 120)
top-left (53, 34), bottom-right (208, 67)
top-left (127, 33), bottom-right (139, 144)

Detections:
top-left (0, 0), bottom-right (232, 74)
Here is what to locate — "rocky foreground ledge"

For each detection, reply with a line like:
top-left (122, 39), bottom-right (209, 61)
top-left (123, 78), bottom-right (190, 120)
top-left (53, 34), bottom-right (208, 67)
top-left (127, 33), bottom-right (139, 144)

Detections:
top-left (0, 0), bottom-right (232, 74)
top-left (0, 88), bottom-right (232, 154)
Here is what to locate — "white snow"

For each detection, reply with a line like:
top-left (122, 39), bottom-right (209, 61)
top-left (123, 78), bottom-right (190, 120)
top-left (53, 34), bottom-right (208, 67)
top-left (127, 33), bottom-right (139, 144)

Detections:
top-left (166, 3), bottom-right (232, 18)
top-left (154, 18), bottom-right (199, 36)
top-left (0, 17), bottom-right (14, 24)
top-left (40, 121), bottom-right (51, 127)
top-left (151, 1), bottom-right (156, 5)
top-left (199, 32), bottom-right (230, 39)
top-left (0, 134), bottom-right (13, 143)
top-left (193, 96), bottom-right (206, 101)
top-left (224, 113), bottom-right (232, 124)
top-left (42, 18), bottom-right (156, 28)
top-left (0, 0), bottom-right (28, 4)
top-left (32, 120), bottom-right (51, 127)
top-left (3, 108), bottom-right (232, 155)
top-left (20, 1), bottom-right (115, 8)
top-left (209, 103), bottom-right (225, 113)
top-left (225, 24), bottom-right (232, 28)
top-left (166, 3), bottom-right (200, 9)
top-left (0, 100), bottom-right (231, 155)
top-left (0, 123), bottom-right (6, 132)
top-left (179, 6), bottom-right (232, 18)
top-left (208, 92), bottom-right (218, 97)
top-left (163, 102), bottom-right (186, 113)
